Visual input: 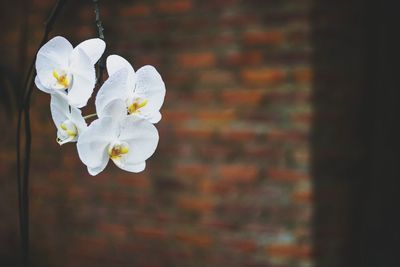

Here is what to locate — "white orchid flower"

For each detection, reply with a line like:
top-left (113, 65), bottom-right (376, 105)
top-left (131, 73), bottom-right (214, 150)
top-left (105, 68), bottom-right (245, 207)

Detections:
top-left (50, 93), bottom-right (87, 145)
top-left (77, 101), bottom-right (159, 175)
top-left (35, 36), bottom-right (105, 108)
top-left (95, 55), bottom-right (165, 123)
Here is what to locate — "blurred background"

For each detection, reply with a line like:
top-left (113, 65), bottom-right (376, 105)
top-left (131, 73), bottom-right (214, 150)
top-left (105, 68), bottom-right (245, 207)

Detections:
top-left (0, 0), bottom-right (398, 266)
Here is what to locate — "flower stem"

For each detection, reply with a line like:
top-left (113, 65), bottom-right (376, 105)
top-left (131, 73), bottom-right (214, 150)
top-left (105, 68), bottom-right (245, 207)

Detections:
top-left (93, 0), bottom-right (105, 84)
top-left (83, 113), bottom-right (97, 120)
top-left (16, 1), bottom-right (66, 266)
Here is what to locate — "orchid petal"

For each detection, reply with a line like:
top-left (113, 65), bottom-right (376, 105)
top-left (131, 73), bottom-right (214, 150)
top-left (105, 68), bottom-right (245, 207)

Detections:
top-left (57, 134), bottom-right (75, 145)
top-left (77, 117), bottom-right (118, 174)
top-left (147, 111), bottom-right (162, 124)
top-left (106, 55), bottom-right (136, 90)
top-left (134, 65), bottom-right (166, 119)
top-left (69, 106), bottom-right (88, 134)
top-left (73, 38), bottom-right (106, 65)
top-left (53, 89), bottom-right (69, 102)
top-left (50, 93), bottom-right (69, 128)
top-left (35, 76), bottom-right (54, 94)
top-left (134, 110), bottom-right (162, 124)
top-left (119, 116), bottom-right (159, 164)
top-left (88, 163), bottom-right (108, 176)
top-left (102, 98), bottom-right (127, 123)
top-left (95, 68), bottom-right (129, 118)
top-left (114, 161), bottom-right (146, 173)
top-left (50, 93), bottom-right (87, 145)
top-left (35, 36), bottom-right (72, 88)
top-left (68, 48), bottom-right (96, 108)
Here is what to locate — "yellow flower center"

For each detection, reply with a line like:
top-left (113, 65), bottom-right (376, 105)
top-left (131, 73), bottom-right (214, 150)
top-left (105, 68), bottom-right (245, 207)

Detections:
top-left (108, 142), bottom-right (130, 160)
top-left (57, 120), bottom-right (78, 145)
top-left (53, 70), bottom-right (70, 89)
top-left (60, 122), bottom-right (77, 137)
top-left (127, 99), bottom-right (148, 114)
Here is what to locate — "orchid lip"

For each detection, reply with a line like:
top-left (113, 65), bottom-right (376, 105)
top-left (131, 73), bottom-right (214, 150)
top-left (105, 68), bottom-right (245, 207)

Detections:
top-left (126, 97), bottom-right (148, 114)
top-left (57, 119), bottom-right (78, 145)
top-left (52, 69), bottom-right (72, 90)
top-left (108, 140), bottom-right (130, 160)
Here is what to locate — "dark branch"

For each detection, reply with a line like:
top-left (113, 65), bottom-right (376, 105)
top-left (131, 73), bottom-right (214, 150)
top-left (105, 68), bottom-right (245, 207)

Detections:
top-left (93, 0), bottom-right (105, 84)
top-left (16, 1), bottom-right (67, 266)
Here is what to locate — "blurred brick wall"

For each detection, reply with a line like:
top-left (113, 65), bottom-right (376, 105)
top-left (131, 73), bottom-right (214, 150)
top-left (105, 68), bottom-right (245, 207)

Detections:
top-left (1, 0), bottom-right (313, 266)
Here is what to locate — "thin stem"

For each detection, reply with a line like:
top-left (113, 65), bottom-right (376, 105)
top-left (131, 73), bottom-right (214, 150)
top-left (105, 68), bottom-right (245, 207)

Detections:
top-left (93, 0), bottom-right (105, 84)
top-left (18, 0), bottom-right (30, 77)
top-left (22, 96), bottom-right (31, 266)
top-left (83, 113), bottom-right (97, 120)
top-left (16, 1), bottom-right (67, 266)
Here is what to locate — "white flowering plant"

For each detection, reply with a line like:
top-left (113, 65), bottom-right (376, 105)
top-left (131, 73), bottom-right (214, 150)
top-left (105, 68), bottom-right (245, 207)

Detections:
top-left (35, 36), bottom-right (166, 175)
top-left (14, 1), bottom-right (166, 264)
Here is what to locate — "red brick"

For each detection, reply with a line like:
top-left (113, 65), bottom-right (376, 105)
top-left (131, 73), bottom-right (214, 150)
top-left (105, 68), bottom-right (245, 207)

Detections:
top-left (73, 237), bottom-right (108, 255)
top-left (156, 0), bottom-right (193, 14)
top-left (197, 109), bottom-right (235, 123)
top-left (198, 144), bottom-right (235, 159)
top-left (76, 26), bottom-right (95, 39)
top-left (79, 6), bottom-right (94, 21)
top-left (0, 0), bottom-right (316, 264)
top-left (220, 14), bottom-right (258, 28)
top-left (115, 241), bottom-right (147, 253)
top-left (228, 240), bottom-right (258, 253)
top-left (167, 34), bottom-right (235, 50)
top-left (175, 126), bottom-right (214, 139)
top-left (268, 168), bottom-right (309, 182)
top-left (266, 244), bottom-right (312, 259)
top-left (99, 191), bottom-right (131, 205)
top-left (294, 227), bottom-right (312, 241)
top-left (293, 148), bottom-right (310, 165)
top-left (198, 179), bottom-right (213, 192)
top-left (241, 69), bottom-right (285, 85)
top-left (199, 0), bottom-right (236, 10)
top-left (163, 110), bottom-right (190, 122)
top-left (218, 164), bottom-right (259, 183)
top-left (225, 51), bottom-right (263, 66)
top-left (136, 261), bottom-right (163, 267)
top-left (200, 218), bottom-right (235, 230)
top-left (115, 175), bottom-right (150, 189)
top-left (220, 89), bottom-right (265, 105)
top-left (292, 111), bottom-right (313, 125)
top-left (120, 5), bottom-right (151, 17)
top-left (134, 54), bottom-right (163, 67)
top-left (131, 20), bottom-right (166, 34)
top-left (178, 195), bottom-right (215, 213)
top-left (267, 128), bottom-right (307, 142)
top-left (179, 17), bottom-right (213, 31)
top-left (244, 144), bottom-right (282, 158)
top-left (97, 224), bottom-right (128, 239)
top-left (31, 184), bottom-right (57, 197)
top-left (67, 186), bottom-right (86, 199)
top-left (199, 179), bottom-right (236, 194)
top-left (164, 90), bottom-right (179, 102)
top-left (219, 128), bottom-right (257, 141)
top-left (243, 31), bottom-right (284, 45)
top-left (287, 29), bottom-right (310, 45)
top-left (0, 150), bottom-right (16, 165)
top-left (176, 232), bottom-right (213, 247)
top-left (174, 163), bottom-right (210, 178)
top-left (199, 70), bottom-right (236, 85)
top-left (293, 190), bottom-right (313, 203)
top-left (134, 226), bottom-right (167, 240)
top-left (32, 0), bottom-right (52, 8)
top-left (179, 52), bottom-right (216, 68)
top-left (191, 91), bottom-right (215, 102)
top-left (293, 67), bottom-right (312, 83)
top-left (28, 20), bottom-right (43, 37)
